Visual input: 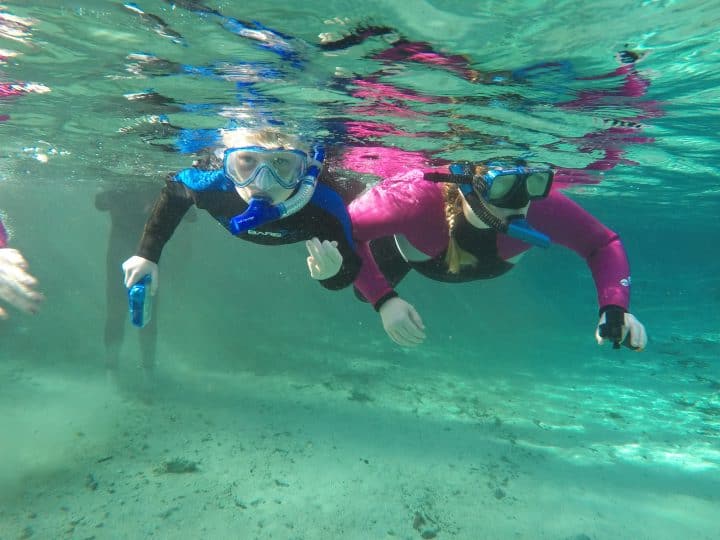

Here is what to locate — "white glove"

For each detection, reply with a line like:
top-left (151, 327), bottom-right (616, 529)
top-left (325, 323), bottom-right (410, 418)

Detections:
top-left (122, 255), bottom-right (159, 295)
top-left (595, 311), bottom-right (647, 351)
top-left (305, 237), bottom-right (343, 280)
top-left (0, 248), bottom-right (43, 319)
top-left (379, 296), bottom-right (426, 347)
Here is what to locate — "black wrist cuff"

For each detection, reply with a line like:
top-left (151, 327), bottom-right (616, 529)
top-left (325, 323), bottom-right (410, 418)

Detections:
top-left (373, 291), bottom-right (399, 312)
top-left (599, 304), bottom-right (627, 317)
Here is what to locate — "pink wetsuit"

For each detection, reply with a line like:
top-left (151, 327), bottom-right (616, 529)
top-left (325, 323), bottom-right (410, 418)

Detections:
top-left (349, 169), bottom-right (631, 311)
top-left (0, 218), bottom-right (7, 248)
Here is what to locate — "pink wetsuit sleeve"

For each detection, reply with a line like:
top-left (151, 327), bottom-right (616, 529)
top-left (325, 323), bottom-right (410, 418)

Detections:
top-left (349, 169), bottom-right (448, 305)
top-left (523, 191), bottom-right (631, 310)
top-left (352, 241), bottom-right (392, 305)
top-left (0, 218), bottom-right (7, 248)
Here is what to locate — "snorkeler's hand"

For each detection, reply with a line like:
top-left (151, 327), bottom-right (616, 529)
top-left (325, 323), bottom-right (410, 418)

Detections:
top-left (122, 256), bottom-right (159, 295)
top-left (0, 248), bottom-right (44, 319)
top-left (306, 237), bottom-right (343, 280)
top-left (596, 308), bottom-right (647, 351)
top-left (379, 297), bottom-right (426, 347)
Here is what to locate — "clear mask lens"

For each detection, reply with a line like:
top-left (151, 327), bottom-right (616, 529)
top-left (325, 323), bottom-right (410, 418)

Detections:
top-left (225, 147), bottom-right (307, 188)
top-left (526, 172), bottom-right (552, 197)
top-left (487, 174), bottom-right (519, 199)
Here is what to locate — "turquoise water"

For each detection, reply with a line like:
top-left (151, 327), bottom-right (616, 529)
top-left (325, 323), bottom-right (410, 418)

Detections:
top-left (1, 1), bottom-right (719, 539)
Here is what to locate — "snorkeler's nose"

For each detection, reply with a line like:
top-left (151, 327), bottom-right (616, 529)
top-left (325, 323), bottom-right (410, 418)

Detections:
top-left (253, 167), bottom-right (275, 191)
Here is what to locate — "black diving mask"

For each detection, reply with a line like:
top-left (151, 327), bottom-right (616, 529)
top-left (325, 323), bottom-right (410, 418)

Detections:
top-left (469, 161), bottom-right (554, 209)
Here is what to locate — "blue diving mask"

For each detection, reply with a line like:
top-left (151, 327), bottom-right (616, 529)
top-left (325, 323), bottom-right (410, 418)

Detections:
top-left (228, 146), bottom-right (325, 235)
top-left (224, 146), bottom-right (309, 189)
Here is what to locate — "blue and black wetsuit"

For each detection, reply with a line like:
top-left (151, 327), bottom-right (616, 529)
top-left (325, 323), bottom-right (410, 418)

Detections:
top-left (136, 155), bottom-right (363, 290)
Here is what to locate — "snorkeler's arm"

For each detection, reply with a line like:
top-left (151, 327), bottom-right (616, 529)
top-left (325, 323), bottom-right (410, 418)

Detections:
top-left (349, 169), bottom-right (445, 308)
top-left (315, 220), bottom-right (362, 290)
top-left (0, 218), bottom-right (6, 249)
top-left (0, 218), bottom-right (44, 317)
top-left (528, 191), bottom-right (631, 311)
top-left (136, 181), bottom-right (194, 263)
top-left (306, 183), bottom-right (363, 290)
top-left (352, 241), bottom-right (397, 309)
top-left (586, 234), bottom-right (631, 311)
top-left (350, 170), bottom-right (442, 241)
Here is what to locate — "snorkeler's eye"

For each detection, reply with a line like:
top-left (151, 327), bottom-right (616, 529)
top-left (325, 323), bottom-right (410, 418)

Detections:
top-left (271, 156), bottom-right (291, 166)
top-left (237, 155), bottom-right (257, 167)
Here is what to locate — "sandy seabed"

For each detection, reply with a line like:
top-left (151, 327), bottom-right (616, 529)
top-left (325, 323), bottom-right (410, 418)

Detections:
top-left (1, 347), bottom-right (719, 540)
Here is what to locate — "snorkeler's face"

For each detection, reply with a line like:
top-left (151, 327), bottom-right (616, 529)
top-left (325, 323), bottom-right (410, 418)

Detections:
top-left (234, 173), bottom-right (295, 205)
top-left (226, 147), bottom-right (308, 188)
top-left (473, 163), bottom-right (553, 209)
top-left (225, 146), bottom-right (308, 204)
top-left (484, 200), bottom-right (530, 218)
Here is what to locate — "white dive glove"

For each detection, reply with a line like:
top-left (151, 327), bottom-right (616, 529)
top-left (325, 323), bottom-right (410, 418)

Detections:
top-left (305, 237), bottom-right (343, 280)
top-left (122, 255), bottom-right (159, 295)
top-left (0, 248), bottom-right (44, 318)
top-left (379, 296), bottom-right (426, 347)
top-left (595, 308), bottom-right (647, 351)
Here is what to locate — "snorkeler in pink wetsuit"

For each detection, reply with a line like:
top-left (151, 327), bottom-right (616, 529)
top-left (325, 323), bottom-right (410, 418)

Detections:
top-left (340, 160), bottom-right (647, 350)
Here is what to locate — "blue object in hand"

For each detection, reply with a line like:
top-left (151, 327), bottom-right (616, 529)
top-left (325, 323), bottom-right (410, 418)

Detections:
top-left (128, 275), bottom-right (152, 328)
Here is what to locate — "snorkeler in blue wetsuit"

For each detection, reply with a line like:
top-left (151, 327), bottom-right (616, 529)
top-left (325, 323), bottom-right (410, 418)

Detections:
top-left (118, 6), bottom-right (368, 341)
top-left (121, 126), bottom-right (363, 301)
top-left (119, 4), bottom-right (366, 297)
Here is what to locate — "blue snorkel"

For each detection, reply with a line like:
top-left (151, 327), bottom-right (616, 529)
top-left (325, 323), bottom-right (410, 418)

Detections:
top-left (506, 218), bottom-right (551, 249)
top-left (229, 146), bottom-right (325, 235)
top-left (228, 197), bottom-right (281, 234)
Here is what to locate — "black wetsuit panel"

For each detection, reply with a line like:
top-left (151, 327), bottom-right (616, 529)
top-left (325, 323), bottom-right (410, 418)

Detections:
top-left (367, 213), bottom-right (514, 287)
top-left (136, 177), bottom-right (361, 290)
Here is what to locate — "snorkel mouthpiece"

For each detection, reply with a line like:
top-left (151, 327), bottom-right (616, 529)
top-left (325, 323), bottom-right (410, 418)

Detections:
top-left (506, 218), bottom-right (551, 248)
top-left (229, 197), bottom-right (281, 235)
